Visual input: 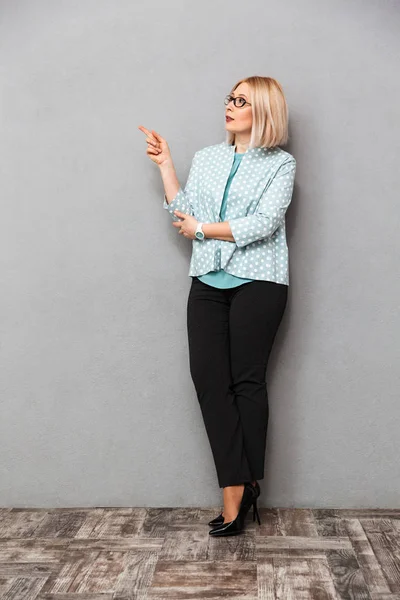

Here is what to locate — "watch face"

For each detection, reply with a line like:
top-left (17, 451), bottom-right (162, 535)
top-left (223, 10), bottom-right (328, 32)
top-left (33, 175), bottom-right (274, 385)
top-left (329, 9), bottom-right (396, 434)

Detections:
top-left (196, 232), bottom-right (204, 240)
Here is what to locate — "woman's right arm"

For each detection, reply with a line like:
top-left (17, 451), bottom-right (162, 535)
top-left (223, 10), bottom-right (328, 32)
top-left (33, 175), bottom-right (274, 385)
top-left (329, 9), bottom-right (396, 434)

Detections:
top-left (138, 126), bottom-right (198, 220)
top-left (160, 152), bottom-right (199, 219)
top-left (159, 160), bottom-right (180, 205)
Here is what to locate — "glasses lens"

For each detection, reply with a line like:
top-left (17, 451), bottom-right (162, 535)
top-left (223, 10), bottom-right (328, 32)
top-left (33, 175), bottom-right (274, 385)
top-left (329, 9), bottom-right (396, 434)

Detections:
top-left (224, 95), bottom-right (231, 105)
top-left (235, 97), bottom-right (246, 107)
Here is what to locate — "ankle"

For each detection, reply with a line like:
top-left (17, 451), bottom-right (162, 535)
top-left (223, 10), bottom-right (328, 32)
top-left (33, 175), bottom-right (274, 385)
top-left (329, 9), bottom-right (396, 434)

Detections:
top-left (223, 483), bottom-right (244, 497)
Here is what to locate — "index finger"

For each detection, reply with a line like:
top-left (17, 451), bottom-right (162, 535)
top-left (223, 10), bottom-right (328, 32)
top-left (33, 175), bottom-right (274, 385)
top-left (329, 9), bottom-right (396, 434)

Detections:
top-left (138, 125), bottom-right (157, 141)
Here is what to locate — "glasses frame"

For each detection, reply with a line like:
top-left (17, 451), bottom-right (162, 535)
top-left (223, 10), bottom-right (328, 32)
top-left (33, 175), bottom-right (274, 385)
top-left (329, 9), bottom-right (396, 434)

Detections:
top-left (224, 94), bottom-right (252, 108)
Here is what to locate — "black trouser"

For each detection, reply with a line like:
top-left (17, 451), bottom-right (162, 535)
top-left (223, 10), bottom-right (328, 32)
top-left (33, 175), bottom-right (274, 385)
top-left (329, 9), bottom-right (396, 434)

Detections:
top-left (186, 276), bottom-right (288, 488)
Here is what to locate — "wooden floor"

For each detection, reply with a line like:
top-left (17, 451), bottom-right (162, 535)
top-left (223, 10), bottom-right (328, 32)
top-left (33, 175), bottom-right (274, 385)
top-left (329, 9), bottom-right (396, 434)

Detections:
top-left (0, 507), bottom-right (399, 599)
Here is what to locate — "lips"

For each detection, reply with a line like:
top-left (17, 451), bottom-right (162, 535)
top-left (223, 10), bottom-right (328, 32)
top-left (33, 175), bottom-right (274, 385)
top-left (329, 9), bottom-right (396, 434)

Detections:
top-left (226, 116), bottom-right (234, 121)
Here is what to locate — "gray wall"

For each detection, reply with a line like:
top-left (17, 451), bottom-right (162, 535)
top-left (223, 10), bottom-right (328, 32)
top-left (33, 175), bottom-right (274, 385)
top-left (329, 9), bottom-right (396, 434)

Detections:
top-left (1, 0), bottom-right (399, 508)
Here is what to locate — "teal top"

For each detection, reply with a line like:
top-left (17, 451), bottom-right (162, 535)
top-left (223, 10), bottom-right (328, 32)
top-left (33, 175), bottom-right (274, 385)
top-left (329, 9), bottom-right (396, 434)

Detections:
top-left (196, 152), bottom-right (254, 288)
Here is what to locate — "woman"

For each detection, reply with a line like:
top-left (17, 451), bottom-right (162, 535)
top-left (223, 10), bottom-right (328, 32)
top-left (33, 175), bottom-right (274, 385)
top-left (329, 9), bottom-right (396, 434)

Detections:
top-left (138, 76), bottom-right (296, 537)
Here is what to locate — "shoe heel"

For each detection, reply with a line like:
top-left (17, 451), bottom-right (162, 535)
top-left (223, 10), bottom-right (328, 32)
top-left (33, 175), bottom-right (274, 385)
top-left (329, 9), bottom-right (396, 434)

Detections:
top-left (209, 483), bottom-right (259, 537)
top-left (252, 498), bottom-right (261, 525)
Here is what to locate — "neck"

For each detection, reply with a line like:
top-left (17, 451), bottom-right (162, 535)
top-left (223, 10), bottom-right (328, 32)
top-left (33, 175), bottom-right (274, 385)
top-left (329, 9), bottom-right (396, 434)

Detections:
top-left (233, 133), bottom-right (251, 153)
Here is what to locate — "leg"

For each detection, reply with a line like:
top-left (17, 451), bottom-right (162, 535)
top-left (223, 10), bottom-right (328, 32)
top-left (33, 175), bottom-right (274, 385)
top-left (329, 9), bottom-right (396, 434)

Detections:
top-left (186, 278), bottom-right (253, 488)
top-left (229, 280), bottom-right (288, 481)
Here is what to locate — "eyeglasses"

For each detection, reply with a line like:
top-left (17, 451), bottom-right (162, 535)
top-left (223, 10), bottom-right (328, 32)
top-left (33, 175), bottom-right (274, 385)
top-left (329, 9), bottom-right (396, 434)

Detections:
top-left (224, 94), bottom-right (251, 108)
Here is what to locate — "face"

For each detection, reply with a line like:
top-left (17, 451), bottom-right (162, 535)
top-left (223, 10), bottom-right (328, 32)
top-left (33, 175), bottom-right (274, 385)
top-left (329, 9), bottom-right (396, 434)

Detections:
top-left (225, 82), bottom-right (253, 135)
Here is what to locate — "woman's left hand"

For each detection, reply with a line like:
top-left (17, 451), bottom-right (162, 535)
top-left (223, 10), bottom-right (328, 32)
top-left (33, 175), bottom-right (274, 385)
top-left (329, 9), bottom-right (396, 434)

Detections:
top-left (172, 210), bottom-right (199, 240)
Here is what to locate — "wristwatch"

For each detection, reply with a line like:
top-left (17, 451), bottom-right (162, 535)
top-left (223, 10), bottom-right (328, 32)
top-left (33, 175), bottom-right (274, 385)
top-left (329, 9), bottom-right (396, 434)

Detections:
top-left (195, 222), bottom-right (205, 240)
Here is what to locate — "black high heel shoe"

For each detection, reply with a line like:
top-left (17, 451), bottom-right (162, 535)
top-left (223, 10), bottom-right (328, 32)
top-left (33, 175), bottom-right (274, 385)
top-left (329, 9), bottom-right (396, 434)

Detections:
top-left (247, 480), bottom-right (261, 525)
top-left (208, 480), bottom-right (260, 527)
top-left (251, 495), bottom-right (261, 525)
top-left (209, 482), bottom-right (260, 537)
top-left (208, 512), bottom-right (224, 527)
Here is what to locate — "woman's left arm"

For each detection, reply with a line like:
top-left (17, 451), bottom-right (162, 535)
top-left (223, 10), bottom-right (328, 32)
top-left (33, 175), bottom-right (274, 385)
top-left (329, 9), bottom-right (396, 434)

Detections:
top-left (201, 222), bottom-right (235, 242)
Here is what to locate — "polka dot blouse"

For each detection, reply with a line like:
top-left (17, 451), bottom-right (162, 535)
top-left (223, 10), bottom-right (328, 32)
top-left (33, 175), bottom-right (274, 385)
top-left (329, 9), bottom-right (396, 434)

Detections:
top-left (163, 141), bottom-right (296, 285)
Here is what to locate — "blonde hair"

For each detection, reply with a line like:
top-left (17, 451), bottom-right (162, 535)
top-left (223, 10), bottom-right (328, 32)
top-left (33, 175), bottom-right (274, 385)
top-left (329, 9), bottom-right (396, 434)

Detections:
top-left (225, 75), bottom-right (290, 149)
